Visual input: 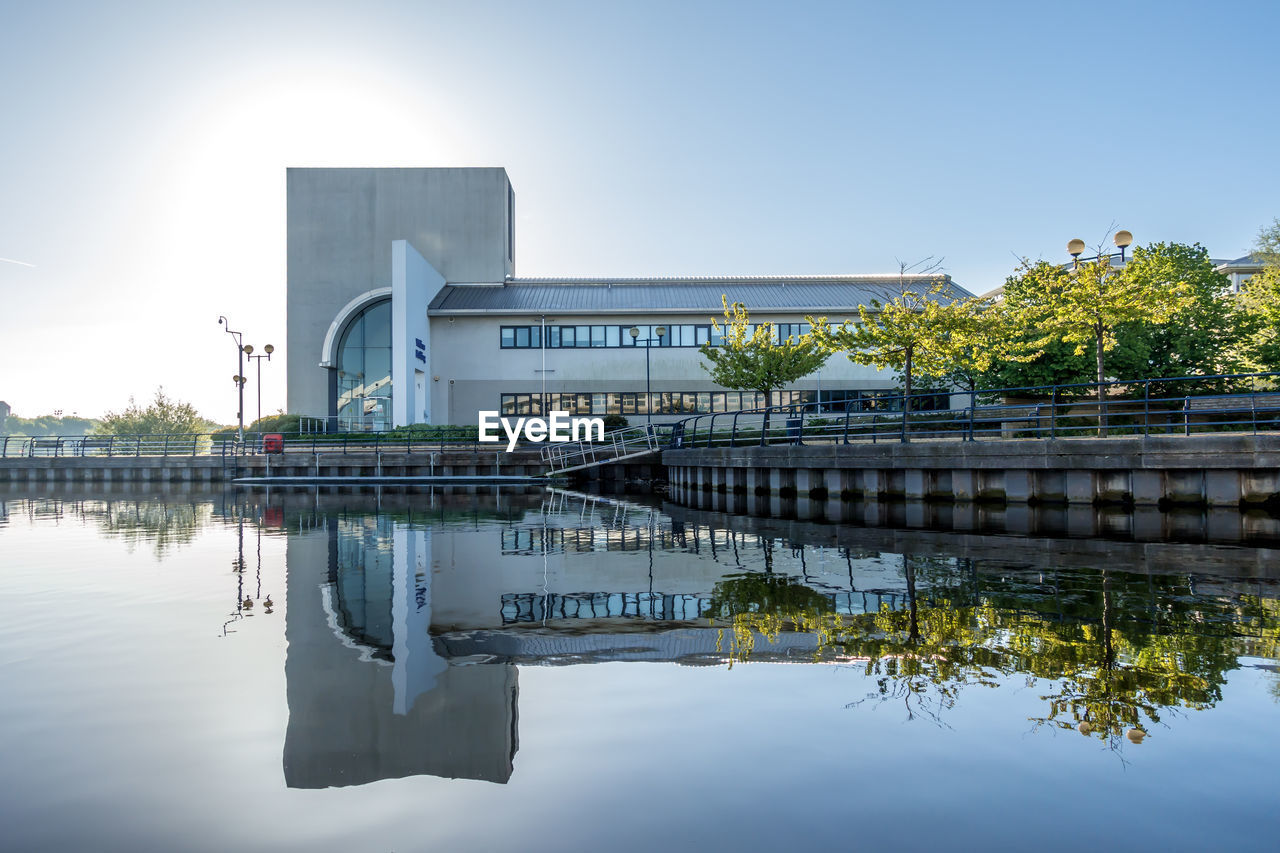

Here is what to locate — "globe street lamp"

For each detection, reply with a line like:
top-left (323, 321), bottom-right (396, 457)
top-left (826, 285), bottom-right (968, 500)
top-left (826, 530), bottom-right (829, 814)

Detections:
top-left (629, 324), bottom-right (667, 427)
top-left (1065, 230), bottom-right (1135, 435)
top-left (1113, 229), bottom-right (1133, 262)
top-left (242, 343), bottom-right (274, 427)
top-left (218, 316), bottom-right (246, 443)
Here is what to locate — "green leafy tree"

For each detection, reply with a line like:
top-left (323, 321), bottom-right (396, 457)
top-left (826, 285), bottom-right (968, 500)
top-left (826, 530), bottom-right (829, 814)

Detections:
top-left (1000, 244), bottom-right (1193, 406)
top-left (916, 296), bottom-right (1035, 394)
top-left (97, 387), bottom-right (212, 435)
top-left (699, 297), bottom-right (829, 405)
top-left (1, 412), bottom-right (99, 437)
top-left (1255, 217), bottom-right (1280, 262)
top-left (1238, 220), bottom-right (1280, 372)
top-left (807, 273), bottom-right (1014, 421)
top-left (983, 336), bottom-right (1100, 393)
top-left (1107, 242), bottom-right (1245, 384)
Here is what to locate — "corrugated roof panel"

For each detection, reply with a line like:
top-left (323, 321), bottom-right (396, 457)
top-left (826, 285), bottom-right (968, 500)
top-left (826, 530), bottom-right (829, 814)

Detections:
top-left (427, 276), bottom-right (973, 315)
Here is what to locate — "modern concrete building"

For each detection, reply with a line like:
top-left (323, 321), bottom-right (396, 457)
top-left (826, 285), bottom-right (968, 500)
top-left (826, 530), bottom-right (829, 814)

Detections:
top-left (286, 167), bottom-right (971, 430)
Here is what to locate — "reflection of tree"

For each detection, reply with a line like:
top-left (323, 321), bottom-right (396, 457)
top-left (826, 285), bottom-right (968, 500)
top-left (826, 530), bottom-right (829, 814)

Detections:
top-left (97, 500), bottom-right (210, 557)
top-left (15, 498), bottom-right (214, 557)
top-left (711, 561), bottom-right (1280, 743)
top-left (707, 573), bottom-right (834, 665)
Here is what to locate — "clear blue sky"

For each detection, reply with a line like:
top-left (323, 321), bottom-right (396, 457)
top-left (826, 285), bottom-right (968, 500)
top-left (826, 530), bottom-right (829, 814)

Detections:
top-left (2, 0), bottom-right (1277, 423)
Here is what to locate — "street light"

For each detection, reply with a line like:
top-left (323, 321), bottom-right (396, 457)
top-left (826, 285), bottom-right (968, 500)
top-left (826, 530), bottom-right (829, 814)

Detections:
top-left (1066, 230), bottom-right (1134, 435)
top-left (218, 316), bottom-right (246, 443)
top-left (1067, 238), bottom-right (1086, 269)
top-left (243, 343), bottom-right (274, 427)
top-left (629, 324), bottom-right (666, 427)
top-left (1113, 230), bottom-right (1133, 262)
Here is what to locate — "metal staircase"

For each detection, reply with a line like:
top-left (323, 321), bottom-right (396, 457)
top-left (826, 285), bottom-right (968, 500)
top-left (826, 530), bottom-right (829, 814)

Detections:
top-left (540, 425), bottom-right (665, 475)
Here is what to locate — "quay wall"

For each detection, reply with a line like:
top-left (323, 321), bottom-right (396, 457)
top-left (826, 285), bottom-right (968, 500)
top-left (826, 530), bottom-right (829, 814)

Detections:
top-left (0, 449), bottom-right (547, 484)
top-left (662, 434), bottom-right (1280, 508)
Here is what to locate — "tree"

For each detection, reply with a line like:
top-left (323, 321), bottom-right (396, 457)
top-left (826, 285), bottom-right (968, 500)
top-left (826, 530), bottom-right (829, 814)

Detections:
top-left (807, 266), bottom-right (1005, 416)
top-left (915, 296), bottom-right (1035, 394)
top-left (1255, 217), bottom-right (1280, 262)
top-left (1238, 220), bottom-right (1280, 372)
top-left (97, 388), bottom-right (212, 435)
top-left (1107, 242), bottom-right (1246, 383)
top-left (0, 411), bottom-right (99, 437)
top-left (1000, 241), bottom-right (1193, 408)
top-left (698, 296), bottom-right (829, 406)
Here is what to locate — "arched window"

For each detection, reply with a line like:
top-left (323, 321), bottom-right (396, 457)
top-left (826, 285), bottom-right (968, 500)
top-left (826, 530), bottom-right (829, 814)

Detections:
top-left (335, 299), bottom-right (392, 430)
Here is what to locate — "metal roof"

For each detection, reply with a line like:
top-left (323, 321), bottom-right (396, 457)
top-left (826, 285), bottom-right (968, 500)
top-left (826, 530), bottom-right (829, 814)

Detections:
top-left (1215, 254), bottom-right (1265, 270)
top-left (428, 275), bottom-right (973, 316)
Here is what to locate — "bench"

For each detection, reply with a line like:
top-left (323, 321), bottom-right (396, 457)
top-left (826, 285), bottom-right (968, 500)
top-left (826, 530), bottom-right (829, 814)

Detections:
top-left (1182, 393), bottom-right (1280, 430)
top-left (76, 438), bottom-right (115, 456)
top-left (966, 404), bottom-right (1048, 437)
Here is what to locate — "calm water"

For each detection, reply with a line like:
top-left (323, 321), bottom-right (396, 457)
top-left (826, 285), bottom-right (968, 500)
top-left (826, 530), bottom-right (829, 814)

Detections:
top-left (2, 486), bottom-right (1279, 852)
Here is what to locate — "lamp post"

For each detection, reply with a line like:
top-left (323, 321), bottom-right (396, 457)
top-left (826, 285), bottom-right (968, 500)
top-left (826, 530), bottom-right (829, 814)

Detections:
top-left (534, 316), bottom-right (555, 416)
top-left (629, 324), bottom-right (666, 427)
top-left (218, 316), bottom-right (246, 443)
top-left (1066, 230), bottom-right (1134, 436)
top-left (242, 343), bottom-right (274, 427)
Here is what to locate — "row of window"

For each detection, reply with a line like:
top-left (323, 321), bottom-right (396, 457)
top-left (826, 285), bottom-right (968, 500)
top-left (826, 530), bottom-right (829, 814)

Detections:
top-left (499, 322), bottom-right (814, 350)
top-left (499, 389), bottom-right (949, 417)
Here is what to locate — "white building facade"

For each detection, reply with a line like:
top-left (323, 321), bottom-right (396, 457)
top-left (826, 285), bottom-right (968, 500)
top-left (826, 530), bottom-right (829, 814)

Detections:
top-left (286, 167), bottom-right (972, 430)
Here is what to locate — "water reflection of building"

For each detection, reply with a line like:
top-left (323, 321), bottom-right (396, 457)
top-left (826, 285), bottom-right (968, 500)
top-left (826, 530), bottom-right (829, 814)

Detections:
top-left (284, 513), bottom-right (518, 788)
top-left (273, 487), bottom-right (1280, 786)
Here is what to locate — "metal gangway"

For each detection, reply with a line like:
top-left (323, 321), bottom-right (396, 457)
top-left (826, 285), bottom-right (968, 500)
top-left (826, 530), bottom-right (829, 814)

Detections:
top-left (541, 424), bottom-right (667, 474)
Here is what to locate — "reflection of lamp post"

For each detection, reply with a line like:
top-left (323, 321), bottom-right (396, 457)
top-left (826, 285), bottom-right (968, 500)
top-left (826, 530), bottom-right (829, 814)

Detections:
top-left (629, 325), bottom-right (666, 426)
top-left (218, 316), bottom-right (246, 443)
top-left (242, 343), bottom-right (274, 427)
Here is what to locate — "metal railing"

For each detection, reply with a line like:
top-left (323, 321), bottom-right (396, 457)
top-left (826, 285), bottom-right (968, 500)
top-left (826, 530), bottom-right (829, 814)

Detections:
top-left (5, 372), bottom-right (1278, 463)
top-left (668, 372), bottom-right (1280, 449)
top-left (541, 424), bottom-right (667, 473)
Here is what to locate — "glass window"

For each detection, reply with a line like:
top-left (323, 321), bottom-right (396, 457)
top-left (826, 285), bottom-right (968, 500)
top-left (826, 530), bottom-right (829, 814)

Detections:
top-left (697, 392), bottom-right (711, 412)
top-left (681, 325), bottom-right (694, 346)
top-left (548, 326), bottom-right (561, 348)
top-left (501, 328), bottom-right (515, 348)
top-left (531, 326), bottom-right (541, 348)
top-left (606, 326), bottom-right (620, 347)
top-left (710, 326), bottom-right (724, 347)
top-left (363, 301), bottom-right (392, 347)
top-left (591, 326), bottom-right (605, 347)
top-left (592, 393), bottom-right (606, 413)
top-left (515, 327), bottom-right (530, 348)
top-left (621, 393), bottom-right (636, 414)
top-left (695, 326), bottom-right (710, 346)
top-left (335, 299), bottom-right (393, 430)
top-left (576, 326), bottom-right (590, 347)
top-left (606, 393), bottom-right (622, 415)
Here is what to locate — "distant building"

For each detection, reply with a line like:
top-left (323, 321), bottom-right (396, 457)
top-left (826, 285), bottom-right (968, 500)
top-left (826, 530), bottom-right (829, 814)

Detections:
top-left (1214, 254), bottom-right (1267, 293)
top-left (285, 168), bottom-right (971, 429)
top-left (0, 401), bottom-right (9, 434)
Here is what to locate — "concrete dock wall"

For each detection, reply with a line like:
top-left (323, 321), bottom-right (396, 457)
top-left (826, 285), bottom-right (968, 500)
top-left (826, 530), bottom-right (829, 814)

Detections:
top-left (663, 434), bottom-right (1280, 508)
top-left (0, 449), bottom-right (547, 484)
